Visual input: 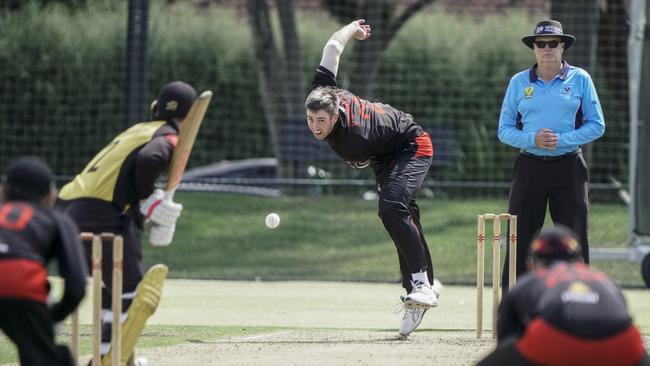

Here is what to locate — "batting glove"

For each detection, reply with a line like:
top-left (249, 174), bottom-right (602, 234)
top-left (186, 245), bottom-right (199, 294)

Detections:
top-left (149, 223), bottom-right (176, 247)
top-left (140, 189), bottom-right (183, 227)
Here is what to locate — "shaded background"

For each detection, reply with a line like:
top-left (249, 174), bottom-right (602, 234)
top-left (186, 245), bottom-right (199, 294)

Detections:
top-left (1, 0), bottom-right (648, 286)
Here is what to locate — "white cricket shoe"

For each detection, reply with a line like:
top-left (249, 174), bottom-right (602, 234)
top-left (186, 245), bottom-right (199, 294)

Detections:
top-left (402, 280), bottom-right (439, 308)
top-left (133, 356), bottom-right (149, 366)
top-left (399, 306), bottom-right (428, 337)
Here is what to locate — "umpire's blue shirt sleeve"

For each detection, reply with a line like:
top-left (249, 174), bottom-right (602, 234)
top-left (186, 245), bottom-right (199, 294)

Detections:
top-left (497, 63), bottom-right (605, 155)
top-left (557, 70), bottom-right (606, 147)
top-left (497, 71), bottom-right (536, 150)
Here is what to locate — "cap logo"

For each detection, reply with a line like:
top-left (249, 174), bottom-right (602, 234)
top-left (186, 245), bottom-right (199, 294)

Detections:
top-left (564, 237), bottom-right (578, 252)
top-left (165, 100), bottom-right (178, 111)
top-left (561, 281), bottom-right (599, 304)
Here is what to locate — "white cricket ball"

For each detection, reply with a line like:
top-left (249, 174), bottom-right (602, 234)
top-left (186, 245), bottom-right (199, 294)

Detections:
top-left (265, 213), bottom-right (280, 229)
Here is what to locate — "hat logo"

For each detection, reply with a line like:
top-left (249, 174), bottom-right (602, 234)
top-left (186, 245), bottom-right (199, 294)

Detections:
top-left (165, 101), bottom-right (178, 111)
top-left (537, 25), bottom-right (562, 35)
top-left (525, 86), bottom-right (534, 99)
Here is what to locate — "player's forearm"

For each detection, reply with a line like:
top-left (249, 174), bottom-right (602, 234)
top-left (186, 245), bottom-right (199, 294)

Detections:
top-left (330, 22), bottom-right (360, 49)
top-left (319, 22), bottom-right (358, 76)
top-left (51, 219), bottom-right (88, 321)
top-left (135, 137), bottom-right (174, 199)
top-left (319, 40), bottom-right (344, 76)
top-left (498, 126), bottom-right (535, 149)
top-left (557, 122), bottom-right (605, 147)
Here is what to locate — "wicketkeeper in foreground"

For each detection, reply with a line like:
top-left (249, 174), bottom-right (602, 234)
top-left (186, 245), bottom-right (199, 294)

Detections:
top-left (477, 226), bottom-right (649, 366)
top-left (0, 157), bottom-right (87, 366)
top-left (58, 81), bottom-right (196, 365)
top-left (306, 19), bottom-right (440, 337)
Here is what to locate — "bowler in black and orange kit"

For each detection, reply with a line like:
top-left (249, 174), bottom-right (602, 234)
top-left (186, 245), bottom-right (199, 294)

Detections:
top-left (477, 226), bottom-right (649, 366)
top-left (305, 19), bottom-right (438, 337)
top-left (0, 157), bottom-right (87, 366)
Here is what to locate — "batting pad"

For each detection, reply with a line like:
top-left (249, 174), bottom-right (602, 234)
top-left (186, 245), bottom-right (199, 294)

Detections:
top-left (103, 264), bottom-right (169, 366)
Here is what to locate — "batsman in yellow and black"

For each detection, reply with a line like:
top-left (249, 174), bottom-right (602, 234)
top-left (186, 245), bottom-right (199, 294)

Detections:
top-left (58, 81), bottom-right (196, 365)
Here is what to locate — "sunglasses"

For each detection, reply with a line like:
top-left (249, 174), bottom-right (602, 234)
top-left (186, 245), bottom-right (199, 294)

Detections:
top-left (534, 40), bottom-right (563, 49)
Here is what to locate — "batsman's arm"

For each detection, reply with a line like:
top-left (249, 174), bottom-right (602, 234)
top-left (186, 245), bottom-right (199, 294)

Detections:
top-left (134, 135), bottom-right (176, 199)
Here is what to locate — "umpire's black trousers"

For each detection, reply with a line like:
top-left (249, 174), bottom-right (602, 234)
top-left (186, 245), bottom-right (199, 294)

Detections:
top-left (502, 150), bottom-right (590, 290)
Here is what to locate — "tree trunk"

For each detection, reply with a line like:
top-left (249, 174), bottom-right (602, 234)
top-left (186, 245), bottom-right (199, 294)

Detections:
top-left (347, 0), bottom-right (435, 97)
top-left (277, 0), bottom-right (304, 117)
top-left (247, 0), bottom-right (305, 178)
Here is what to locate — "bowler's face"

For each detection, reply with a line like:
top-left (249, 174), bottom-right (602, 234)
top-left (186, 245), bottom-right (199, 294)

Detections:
top-left (533, 36), bottom-right (564, 65)
top-left (306, 109), bottom-right (338, 141)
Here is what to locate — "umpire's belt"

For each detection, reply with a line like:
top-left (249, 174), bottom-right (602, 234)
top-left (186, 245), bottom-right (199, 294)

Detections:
top-left (520, 149), bottom-right (580, 161)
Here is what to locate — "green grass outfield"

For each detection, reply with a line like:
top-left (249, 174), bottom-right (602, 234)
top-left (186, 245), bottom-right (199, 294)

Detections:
top-left (1, 280), bottom-right (649, 365)
top-left (1, 192), bottom-right (644, 363)
top-left (142, 192), bottom-right (639, 286)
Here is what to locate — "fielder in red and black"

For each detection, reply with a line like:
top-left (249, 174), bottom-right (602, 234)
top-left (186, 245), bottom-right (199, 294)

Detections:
top-left (306, 19), bottom-right (438, 337)
top-left (477, 225), bottom-right (649, 366)
top-left (0, 157), bottom-right (87, 366)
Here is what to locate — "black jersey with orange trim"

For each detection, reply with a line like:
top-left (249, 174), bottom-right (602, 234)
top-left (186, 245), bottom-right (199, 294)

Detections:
top-left (59, 120), bottom-right (179, 212)
top-left (0, 201), bottom-right (87, 321)
top-left (311, 66), bottom-right (423, 164)
top-left (498, 262), bottom-right (633, 341)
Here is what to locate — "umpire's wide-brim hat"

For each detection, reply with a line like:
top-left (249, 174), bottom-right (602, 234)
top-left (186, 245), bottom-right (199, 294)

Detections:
top-left (522, 20), bottom-right (575, 50)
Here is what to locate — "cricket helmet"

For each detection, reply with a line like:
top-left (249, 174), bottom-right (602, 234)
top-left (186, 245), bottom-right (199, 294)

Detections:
top-left (529, 225), bottom-right (582, 265)
top-left (153, 81), bottom-right (197, 120)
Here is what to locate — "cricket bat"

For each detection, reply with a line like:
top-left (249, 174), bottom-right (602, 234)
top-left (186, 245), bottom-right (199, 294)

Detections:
top-left (148, 90), bottom-right (212, 246)
top-left (164, 90), bottom-right (213, 200)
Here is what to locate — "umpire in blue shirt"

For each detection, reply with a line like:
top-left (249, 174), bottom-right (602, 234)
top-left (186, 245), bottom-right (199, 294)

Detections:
top-left (497, 20), bottom-right (605, 291)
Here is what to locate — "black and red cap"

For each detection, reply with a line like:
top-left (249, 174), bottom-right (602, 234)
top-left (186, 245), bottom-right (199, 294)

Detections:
top-left (529, 225), bottom-right (582, 264)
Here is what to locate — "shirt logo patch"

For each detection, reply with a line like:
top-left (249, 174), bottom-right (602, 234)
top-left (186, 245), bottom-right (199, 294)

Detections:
top-left (562, 86), bottom-right (573, 94)
top-left (524, 86), bottom-right (534, 99)
top-left (561, 281), bottom-right (599, 304)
